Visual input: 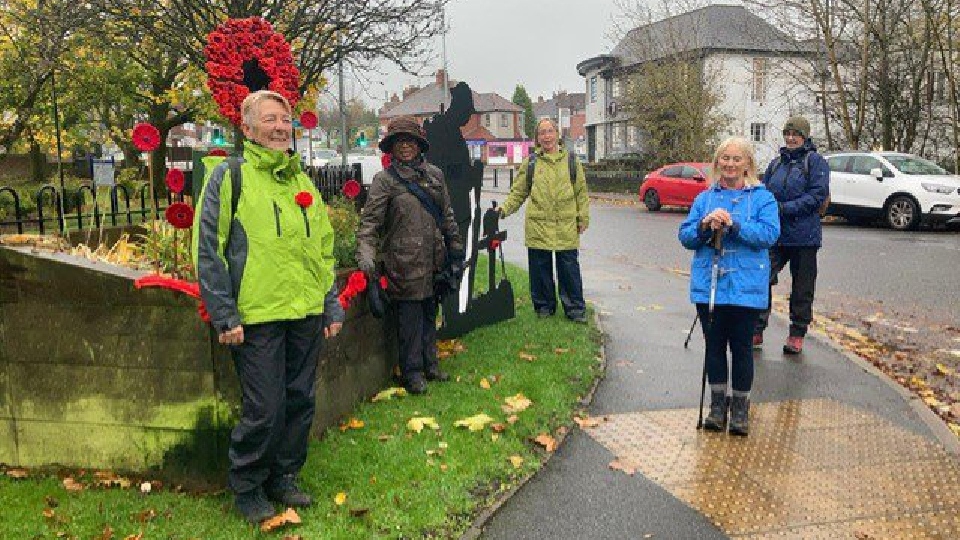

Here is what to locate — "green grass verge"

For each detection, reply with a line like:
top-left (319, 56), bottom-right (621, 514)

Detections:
top-left (0, 259), bottom-right (602, 539)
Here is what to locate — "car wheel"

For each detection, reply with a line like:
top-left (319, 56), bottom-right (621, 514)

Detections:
top-left (884, 195), bottom-right (920, 230)
top-left (644, 189), bottom-right (662, 211)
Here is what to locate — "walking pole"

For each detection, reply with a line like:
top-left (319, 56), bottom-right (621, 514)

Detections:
top-left (697, 227), bottom-right (725, 430)
top-left (683, 313), bottom-right (699, 349)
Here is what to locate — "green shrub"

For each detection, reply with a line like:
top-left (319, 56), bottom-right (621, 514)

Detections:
top-left (138, 221), bottom-right (195, 280)
top-left (326, 195), bottom-right (360, 269)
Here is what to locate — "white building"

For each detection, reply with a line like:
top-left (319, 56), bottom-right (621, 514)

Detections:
top-left (576, 4), bottom-right (822, 166)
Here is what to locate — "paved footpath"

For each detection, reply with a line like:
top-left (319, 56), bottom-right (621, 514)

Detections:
top-left (476, 188), bottom-right (960, 539)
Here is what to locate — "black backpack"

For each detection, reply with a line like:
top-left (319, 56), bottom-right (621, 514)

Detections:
top-left (526, 152), bottom-right (578, 186)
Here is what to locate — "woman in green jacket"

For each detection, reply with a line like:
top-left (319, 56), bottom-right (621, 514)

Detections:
top-left (500, 118), bottom-right (590, 322)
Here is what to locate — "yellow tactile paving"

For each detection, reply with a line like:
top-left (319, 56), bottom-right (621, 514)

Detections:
top-left (585, 399), bottom-right (960, 539)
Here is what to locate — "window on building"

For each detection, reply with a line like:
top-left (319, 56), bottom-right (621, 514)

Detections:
top-left (612, 122), bottom-right (626, 150)
top-left (484, 114), bottom-right (491, 127)
top-left (750, 123), bottom-right (767, 143)
top-left (752, 58), bottom-right (767, 102)
top-left (627, 125), bottom-right (639, 148)
top-left (501, 113), bottom-right (508, 128)
top-left (612, 77), bottom-right (621, 99)
top-left (590, 76), bottom-right (597, 103)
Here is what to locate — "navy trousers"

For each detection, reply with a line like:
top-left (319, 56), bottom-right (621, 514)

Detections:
top-left (528, 248), bottom-right (586, 317)
top-left (228, 315), bottom-right (324, 494)
top-left (697, 304), bottom-right (757, 392)
top-left (395, 297), bottom-right (439, 379)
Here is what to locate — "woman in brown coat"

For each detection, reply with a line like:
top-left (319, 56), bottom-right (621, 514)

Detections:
top-left (356, 116), bottom-right (463, 394)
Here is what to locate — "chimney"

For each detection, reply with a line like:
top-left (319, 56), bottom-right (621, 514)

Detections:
top-left (402, 85), bottom-right (419, 99)
top-left (537, 96), bottom-right (544, 103)
top-left (436, 69), bottom-right (446, 87)
top-left (390, 93), bottom-right (400, 104)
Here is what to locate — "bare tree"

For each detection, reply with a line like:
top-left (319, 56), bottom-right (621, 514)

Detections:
top-left (611, 0), bottom-right (736, 163)
top-left (106, 0), bottom-right (449, 95)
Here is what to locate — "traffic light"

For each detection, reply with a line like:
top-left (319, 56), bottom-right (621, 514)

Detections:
top-left (212, 128), bottom-right (225, 146)
top-left (356, 130), bottom-right (367, 148)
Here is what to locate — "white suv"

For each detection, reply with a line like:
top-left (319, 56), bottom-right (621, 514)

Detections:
top-left (824, 152), bottom-right (960, 230)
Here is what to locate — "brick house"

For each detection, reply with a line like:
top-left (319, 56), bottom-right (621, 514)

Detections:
top-left (379, 70), bottom-right (533, 165)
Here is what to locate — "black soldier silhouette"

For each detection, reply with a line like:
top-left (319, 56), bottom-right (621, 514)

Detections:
top-left (423, 82), bottom-right (514, 337)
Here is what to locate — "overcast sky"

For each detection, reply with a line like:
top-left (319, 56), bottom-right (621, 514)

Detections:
top-left (344, 0), bottom-right (625, 107)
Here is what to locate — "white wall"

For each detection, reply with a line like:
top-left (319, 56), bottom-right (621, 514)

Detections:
top-left (707, 53), bottom-right (825, 165)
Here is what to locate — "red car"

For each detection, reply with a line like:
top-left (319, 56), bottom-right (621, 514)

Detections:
top-left (639, 162), bottom-right (712, 211)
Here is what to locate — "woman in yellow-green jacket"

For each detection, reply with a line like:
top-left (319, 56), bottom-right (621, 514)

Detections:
top-left (500, 118), bottom-right (590, 322)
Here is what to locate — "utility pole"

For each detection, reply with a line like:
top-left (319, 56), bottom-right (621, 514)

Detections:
top-left (339, 5), bottom-right (349, 167)
top-left (440, 4), bottom-right (449, 113)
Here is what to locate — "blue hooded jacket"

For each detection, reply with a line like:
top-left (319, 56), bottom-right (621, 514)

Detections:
top-left (762, 139), bottom-right (830, 247)
top-left (678, 184), bottom-right (781, 309)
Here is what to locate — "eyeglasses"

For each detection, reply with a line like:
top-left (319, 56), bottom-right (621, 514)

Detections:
top-left (394, 134), bottom-right (417, 144)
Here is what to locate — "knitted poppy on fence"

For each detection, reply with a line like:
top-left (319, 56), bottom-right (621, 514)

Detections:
top-left (132, 123), bottom-right (161, 152)
top-left (203, 17), bottom-right (300, 126)
top-left (165, 203), bottom-right (194, 230)
top-left (299, 111), bottom-right (318, 130)
top-left (165, 168), bottom-right (185, 194)
top-left (342, 179), bottom-right (361, 199)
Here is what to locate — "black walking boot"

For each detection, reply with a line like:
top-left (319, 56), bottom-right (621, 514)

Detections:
top-left (235, 487), bottom-right (276, 524)
top-left (729, 395), bottom-right (750, 436)
top-left (703, 390), bottom-right (728, 432)
top-left (425, 365), bottom-right (450, 382)
top-left (404, 373), bottom-right (428, 394)
top-left (265, 475), bottom-right (313, 508)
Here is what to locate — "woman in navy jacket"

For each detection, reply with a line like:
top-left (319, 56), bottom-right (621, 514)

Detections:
top-left (678, 137), bottom-right (780, 435)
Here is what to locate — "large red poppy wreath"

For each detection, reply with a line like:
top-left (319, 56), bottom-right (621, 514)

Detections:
top-left (204, 17), bottom-right (301, 126)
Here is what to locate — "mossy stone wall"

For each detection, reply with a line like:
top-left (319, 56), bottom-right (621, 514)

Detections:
top-left (0, 246), bottom-right (395, 482)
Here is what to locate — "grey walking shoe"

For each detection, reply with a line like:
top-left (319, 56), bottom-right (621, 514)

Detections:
top-left (235, 487), bottom-right (276, 523)
top-left (729, 396), bottom-right (750, 436)
top-left (703, 390), bottom-right (728, 432)
top-left (265, 475), bottom-right (313, 508)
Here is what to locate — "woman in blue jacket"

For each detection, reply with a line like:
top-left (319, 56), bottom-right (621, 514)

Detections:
top-left (678, 137), bottom-right (780, 436)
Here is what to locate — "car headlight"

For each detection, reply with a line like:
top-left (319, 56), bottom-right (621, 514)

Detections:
top-left (921, 183), bottom-right (955, 194)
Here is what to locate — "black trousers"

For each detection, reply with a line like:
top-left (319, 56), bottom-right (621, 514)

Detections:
top-left (697, 304), bottom-right (757, 392)
top-left (528, 248), bottom-right (586, 317)
top-left (228, 315), bottom-right (324, 494)
top-left (756, 246), bottom-right (819, 337)
top-left (396, 297), bottom-right (439, 379)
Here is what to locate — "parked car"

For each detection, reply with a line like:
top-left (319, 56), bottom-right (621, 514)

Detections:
top-left (638, 162), bottom-right (712, 211)
top-left (824, 151), bottom-right (960, 230)
top-left (309, 148), bottom-right (341, 167)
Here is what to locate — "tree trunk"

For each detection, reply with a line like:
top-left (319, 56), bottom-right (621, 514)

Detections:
top-left (28, 135), bottom-right (49, 185)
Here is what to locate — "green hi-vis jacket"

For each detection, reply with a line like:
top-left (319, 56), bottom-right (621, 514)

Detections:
top-left (501, 148), bottom-right (590, 251)
top-left (192, 141), bottom-right (342, 333)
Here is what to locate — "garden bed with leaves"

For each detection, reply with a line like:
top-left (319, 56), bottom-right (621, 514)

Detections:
top-left (0, 261), bottom-right (603, 539)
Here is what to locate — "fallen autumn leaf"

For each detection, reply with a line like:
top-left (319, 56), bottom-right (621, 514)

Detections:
top-left (260, 508), bottom-right (302, 532)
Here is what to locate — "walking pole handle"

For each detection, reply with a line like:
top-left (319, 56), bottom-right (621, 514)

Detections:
top-left (710, 227), bottom-right (725, 252)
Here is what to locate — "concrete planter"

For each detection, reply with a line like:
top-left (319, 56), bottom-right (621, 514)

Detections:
top-left (0, 246), bottom-right (395, 483)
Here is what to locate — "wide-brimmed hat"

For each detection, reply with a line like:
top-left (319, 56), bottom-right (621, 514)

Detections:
top-left (378, 116), bottom-right (429, 154)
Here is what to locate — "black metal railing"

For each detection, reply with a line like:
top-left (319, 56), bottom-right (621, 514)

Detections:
top-left (306, 162), bottom-right (364, 203)
top-left (0, 162), bottom-right (365, 235)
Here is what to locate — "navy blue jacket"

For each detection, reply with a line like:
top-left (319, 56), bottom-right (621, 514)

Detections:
top-left (679, 184), bottom-right (780, 309)
top-left (762, 140), bottom-right (830, 247)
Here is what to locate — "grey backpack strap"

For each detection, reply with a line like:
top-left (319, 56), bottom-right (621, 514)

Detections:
top-left (526, 153), bottom-right (577, 186)
top-left (227, 156), bottom-right (242, 217)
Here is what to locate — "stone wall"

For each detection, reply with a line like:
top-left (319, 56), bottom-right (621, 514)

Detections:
top-left (0, 246), bottom-right (395, 482)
